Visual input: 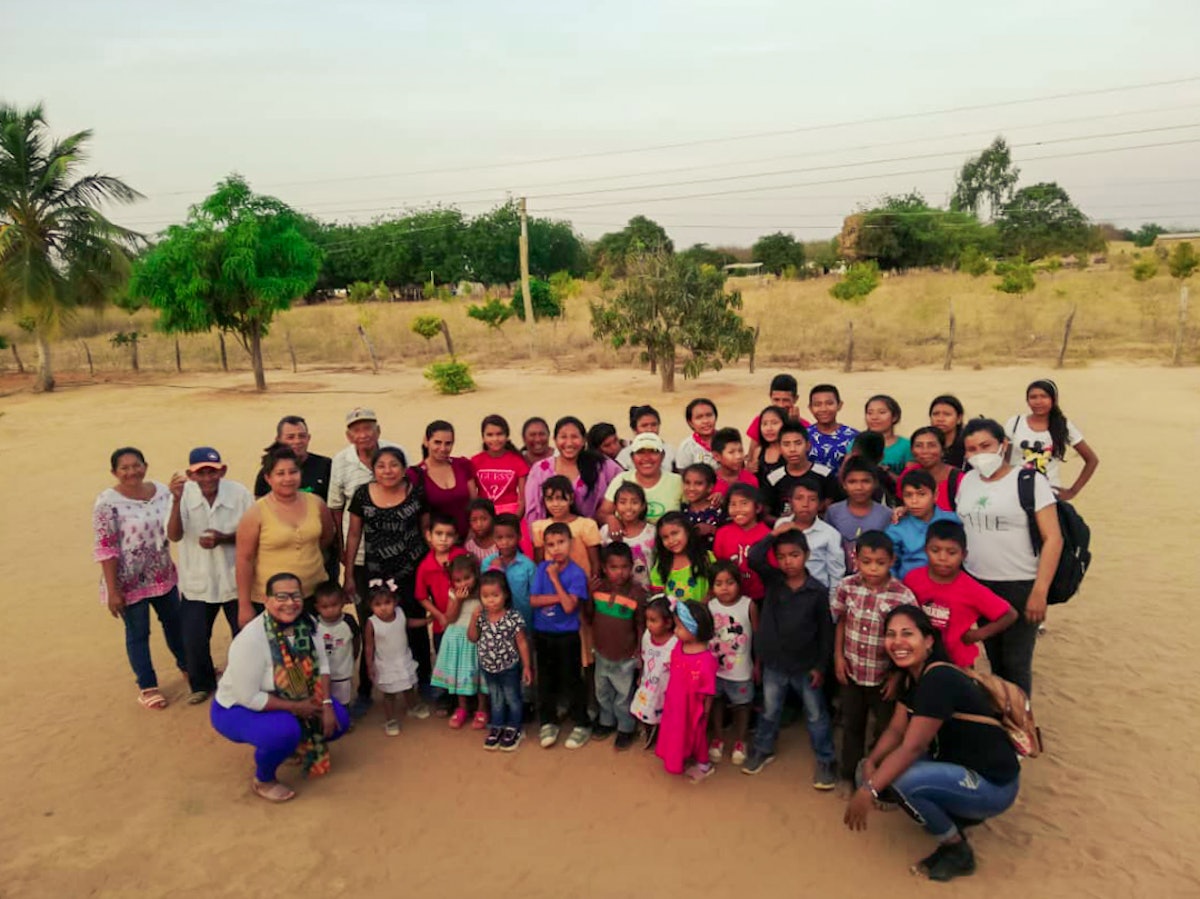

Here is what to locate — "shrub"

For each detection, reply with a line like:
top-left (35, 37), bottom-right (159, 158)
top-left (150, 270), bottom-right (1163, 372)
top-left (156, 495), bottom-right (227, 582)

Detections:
top-left (958, 246), bottom-right (992, 277)
top-left (467, 298), bottom-right (515, 331)
top-left (411, 315), bottom-right (443, 341)
top-left (424, 360), bottom-right (475, 394)
top-left (829, 261), bottom-right (880, 302)
top-left (511, 278), bottom-right (562, 320)
top-left (994, 259), bottom-right (1036, 295)
top-left (1131, 257), bottom-right (1159, 282)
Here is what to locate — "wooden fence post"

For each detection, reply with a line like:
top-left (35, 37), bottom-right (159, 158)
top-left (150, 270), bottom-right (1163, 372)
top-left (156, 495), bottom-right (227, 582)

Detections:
top-left (843, 320), bottom-right (854, 373)
top-left (1057, 306), bottom-right (1077, 369)
top-left (944, 301), bottom-right (956, 371)
top-left (357, 325), bottom-right (380, 373)
top-left (1173, 285), bottom-right (1190, 366)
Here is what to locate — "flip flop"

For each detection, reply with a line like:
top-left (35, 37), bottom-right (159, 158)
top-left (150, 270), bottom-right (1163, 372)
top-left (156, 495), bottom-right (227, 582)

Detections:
top-left (138, 689), bottom-right (168, 710)
top-left (251, 780), bottom-right (296, 803)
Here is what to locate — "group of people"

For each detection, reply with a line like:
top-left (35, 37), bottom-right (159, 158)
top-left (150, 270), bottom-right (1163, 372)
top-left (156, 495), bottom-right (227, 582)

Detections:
top-left (91, 374), bottom-right (1098, 881)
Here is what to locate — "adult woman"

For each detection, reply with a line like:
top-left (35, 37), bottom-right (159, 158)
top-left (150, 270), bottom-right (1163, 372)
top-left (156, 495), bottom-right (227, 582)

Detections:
top-left (524, 416), bottom-right (623, 525)
top-left (211, 572), bottom-right (350, 802)
top-left (598, 432), bottom-right (683, 525)
top-left (408, 420), bottom-right (477, 538)
top-left (615, 405), bottom-right (676, 473)
top-left (93, 447), bottom-right (186, 710)
top-left (928, 395), bottom-right (966, 469)
top-left (236, 445), bottom-right (336, 627)
top-left (955, 418), bottom-right (1062, 695)
top-left (521, 417), bottom-right (554, 467)
top-left (1005, 378), bottom-right (1099, 500)
top-left (896, 427), bottom-right (963, 512)
top-left (844, 606), bottom-right (1020, 882)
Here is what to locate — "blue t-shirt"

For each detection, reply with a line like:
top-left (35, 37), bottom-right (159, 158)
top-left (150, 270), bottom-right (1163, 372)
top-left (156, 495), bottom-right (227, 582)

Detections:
top-left (807, 423), bottom-right (860, 469)
top-left (531, 559), bottom-right (588, 633)
top-left (886, 507), bottom-right (961, 579)
top-left (481, 551), bottom-right (538, 631)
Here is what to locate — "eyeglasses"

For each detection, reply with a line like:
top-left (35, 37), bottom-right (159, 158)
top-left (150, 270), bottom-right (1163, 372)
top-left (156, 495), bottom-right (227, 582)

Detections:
top-left (270, 592), bottom-right (304, 603)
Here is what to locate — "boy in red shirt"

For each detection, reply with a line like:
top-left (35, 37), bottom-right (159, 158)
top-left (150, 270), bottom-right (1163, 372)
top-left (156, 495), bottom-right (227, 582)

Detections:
top-left (712, 484), bottom-right (771, 602)
top-left (711, 428), bottom-right (759, 498)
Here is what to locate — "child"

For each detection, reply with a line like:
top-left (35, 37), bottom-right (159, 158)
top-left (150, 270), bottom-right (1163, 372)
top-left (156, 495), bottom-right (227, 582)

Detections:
top-left (761, 421), bottom-right (833, 519)
top-left (840, 431), bottom-right (898, 505)
top-left (829, 531), bottom-right (915, 790)
top-left (314, 582), bottom-right (360, 708)
top-left (746, 373), bottom-right (812, 462)
top-left (675, 397), bottom-right (720, 471)
top-left (680, 463), bottom-right (722, 547)
top-left (807, 383), bottom-right (860, 470)
top-left (650, 512), bottom-right (715, 605)
top-left (712, 484), bottom-right (771, 603)
top-left (599, 481), bottom-right (657, 590)
top-left (903, 520), bottom-right (1018, 668)
top-left (481, 513), bottom-right (537, 632)
top-left (464, 497), bottom-right (498, 563)
top-left (530, 522), bottom-right (592, 750)
top-left (865, 394), bottom-right (913, 474)
top-left (585, 543), bottom-right (648, 750)
top-left (773, 479), bottom-right (845, 592)
top-left (430, 555), bottom-right (489, 730)
top-left (825, 457), bottom-right (893, 572)
top-left (887, 470), bottom-right (960, 579)
top-left (588, 421), bottom-right (625, 465)
top-left (616, 405), bottom-right (676, 473)
top-left (467, 571), bottom-right (532, 751)
top-left (656, 600), bottom-right (718, 782)
top-left (364, 585), bottom-right (429, 736)
top-left (414, 513), bottom-right (469, 698)
top-left (748, 404), bottom-right (789, 476)
top-left (710, 428), bottom-right (758, 497)
top-left (532, 475), bottom-right (601, 578)
top-left (471, 414), bottom-right (530, 517)
top-left (744, 530), bottom-right (836, 788)
top-left (707, 561), bottom-right (757, 766)
top-left (630, 596), bottom-right (677, 750)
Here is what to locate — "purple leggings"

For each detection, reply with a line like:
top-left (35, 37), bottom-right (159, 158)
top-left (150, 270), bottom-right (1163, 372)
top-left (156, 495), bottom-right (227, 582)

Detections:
top-left (210, 700), bottom-right (350, 782)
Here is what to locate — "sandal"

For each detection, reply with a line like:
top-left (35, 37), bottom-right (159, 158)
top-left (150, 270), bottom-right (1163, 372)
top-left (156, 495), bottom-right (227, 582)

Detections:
top-left (471, 710), bottom-right (488, 730)
top-left (448, 708), bottom-right (468, 729)
top-left (138, 688), bottom-right (168, 710)
top-left (251, 780), bottom-right (296, 803)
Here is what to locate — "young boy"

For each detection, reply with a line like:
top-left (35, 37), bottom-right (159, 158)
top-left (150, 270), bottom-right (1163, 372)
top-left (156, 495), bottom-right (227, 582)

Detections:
top-left (829, 531), bottom-right (915, 791)
top-left (313, 581), bottom-right (361, 708)
top-left (680, 462), bottom-right (722, 547)
top-left (414, 513), bottom-right (467, 708)
top-left (825, 457), bottom-right (892, 572)
top-left (743, 530), bottom-right (836, 788)
top-left (710, 428), bottom-right (759, 498)
top-left (482, 513), bottom-right (537, 632)
top-left (585, 543), bottom-right (648, 750)
top-left (762, 421), bottom-right (832, 519)
top-left (886, 470), bottom-right (960, 579)
top-left (903, 521), bottom-right (1018, 669)
top-left (747, 373), bottom-right (813, 446)
top-left (806, 383), bottom-right (860, 470)
top-left (772, 478), bottom-right (845, 592)
top-left (531, 522), bottom-right (592, 750)
top-left (712, 483), bottom-right (771, 602)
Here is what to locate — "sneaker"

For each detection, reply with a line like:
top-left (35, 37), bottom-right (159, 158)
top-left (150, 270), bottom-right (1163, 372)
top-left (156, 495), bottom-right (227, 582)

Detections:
top-left (641, 724), bottom-right (659, 751)
top-left (349, 696), bottom-right (372, 719)
top-left (407, 702), bottom-right (431, 720)
top-left (539, 724), bottom-right (560, 748)
top-left (614, 730), bottom-right (635, 751)
top-left (730, 741), bottom-right (747, 766)
top-left (483, 727), bottom-right (502, 750)
top-left (912, 843), bottom-right (953, 878)
top-left (591, 723), bottom-right (616, 741)
top-left (813, 760), bottom-right (837, 791)
top-left (186, 690), bottom-right (211, 705)
top-left (448, 707), bottom-right (468, 729)
top-left (384, 718), bottom-right (401, 737)
top-left (564, 726), bottom-right (592, 750)
top-left (741, 750), bottom-right (775, 775)
top-left (927, 840), bottom-right (976, 882)
top-left (708, 738), bottom-right (724, 763)
top-left (686, 762), bottom-right (715, 783)
top-left (499, 727), bottom-right (523, 752)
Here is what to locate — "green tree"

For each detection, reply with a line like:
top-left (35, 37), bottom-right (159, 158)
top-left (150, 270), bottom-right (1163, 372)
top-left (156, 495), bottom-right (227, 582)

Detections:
top-left (131, 175), bottom-right (322, 391)
top-left (996, 182), bottom-right (1090, 260)
top-left (994, 259), bottom-right (1036, 296)
top-left (958, 245), bottom-right (992, 276)
top-left (950, 136), bottom-right (1020, 220)
top-left (0, 103), bottom-right (143, 392)
top-left (854, 193), bottom-right (994, 271)
top-left (590, 251), bottom-right (753, 392)
top-left (467, 297), bottom-right (516, 332)
top-left (1129, 223), bottom-right (1167, 248)
top-left (751, 232), bottom-right (806, 276)
top-left (591, 216), bottom-right (673, 275)
top-left (679, 243), bottom-right (735, 269)
top-left (511, 277), bottom-right (561, 321)
top-left (1167, 241), bottom-right (1199, 281)
top-left (1131, 256), bottom-right (1159, 281)
top-left (829, 261), bottom-right (881, 301)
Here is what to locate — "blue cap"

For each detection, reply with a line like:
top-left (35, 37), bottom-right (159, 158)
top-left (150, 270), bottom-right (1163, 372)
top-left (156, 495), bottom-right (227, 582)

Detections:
top-left (187, 447), bottom-right (223, 471)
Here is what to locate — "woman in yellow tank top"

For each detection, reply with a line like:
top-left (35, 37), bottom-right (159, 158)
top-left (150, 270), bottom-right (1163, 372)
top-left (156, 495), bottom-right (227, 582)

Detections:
top-left (236, 445), bottom-right (336, 626)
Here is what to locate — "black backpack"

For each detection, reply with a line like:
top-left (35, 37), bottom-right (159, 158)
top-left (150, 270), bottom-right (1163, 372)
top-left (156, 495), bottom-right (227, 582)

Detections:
top-left (1017, 468), bottom-right (1091, 604)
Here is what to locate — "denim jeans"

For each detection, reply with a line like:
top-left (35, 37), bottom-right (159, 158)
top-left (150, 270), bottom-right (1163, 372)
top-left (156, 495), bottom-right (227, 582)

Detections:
top-left (977, 578), bottom-right (1038, 696)
top-left (483, 665), bottom-right (523, 729)
top-left (210, 699), bottom-right (350, 783)
top-left (180, 595), bottom-right (239, 693)
top-left (123, 587), bottom-right (187, 690)
top-left (753, 665), bottom-right (835, 762)
top-left (594, 654), bottom-right (638, 733)
top-left (887, 760), bottom-right (1020, 841)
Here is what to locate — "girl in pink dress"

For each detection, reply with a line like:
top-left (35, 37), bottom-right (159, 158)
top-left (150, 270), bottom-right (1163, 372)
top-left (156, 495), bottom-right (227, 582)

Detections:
top-left (655, 600), bottom-right (718, 783)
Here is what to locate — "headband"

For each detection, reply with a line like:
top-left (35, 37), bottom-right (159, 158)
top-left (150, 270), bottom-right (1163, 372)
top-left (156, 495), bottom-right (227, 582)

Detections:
top-left (675, 601), bottom-right (699, 636)
top-left (1029, 379), bottom-right (1058, 401)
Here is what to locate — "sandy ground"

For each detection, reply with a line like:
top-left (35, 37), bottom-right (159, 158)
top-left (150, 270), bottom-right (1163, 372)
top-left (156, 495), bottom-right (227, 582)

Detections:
top-left (2, 361), bottom-right (1198, 898)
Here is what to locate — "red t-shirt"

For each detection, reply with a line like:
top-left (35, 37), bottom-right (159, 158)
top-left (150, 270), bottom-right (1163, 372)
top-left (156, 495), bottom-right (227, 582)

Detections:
top-left (470, 450), bottom-right (530, 514)
top-left (414, 546), bottom-right (468, 633)
top-left (902, 566), bottom-right (1012, 667)
top-left (896, 464), bottom-right (963, 513)
top-left (712, 521), bottom-right (772, 600)
top-left (712, 469), bottom-right (760, 498)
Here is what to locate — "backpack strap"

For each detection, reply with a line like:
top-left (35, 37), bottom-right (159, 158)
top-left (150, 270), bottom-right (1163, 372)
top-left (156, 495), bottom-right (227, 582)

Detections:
top-left (1017, 468), bottom-right (1043, 554)
top-left (922, 662), bottom-right (1005, 730)
top-left (1006, 414), bottom-right (1021, 437)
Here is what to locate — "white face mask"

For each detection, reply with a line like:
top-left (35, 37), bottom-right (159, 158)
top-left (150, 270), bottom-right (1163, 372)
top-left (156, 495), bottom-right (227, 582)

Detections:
top-left (970, 451), bottom-right (1005, 478)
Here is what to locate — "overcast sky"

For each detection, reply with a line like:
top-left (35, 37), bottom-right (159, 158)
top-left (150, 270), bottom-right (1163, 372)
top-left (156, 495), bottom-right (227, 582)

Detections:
top-left (6, 0), bottom-right (1200, 247)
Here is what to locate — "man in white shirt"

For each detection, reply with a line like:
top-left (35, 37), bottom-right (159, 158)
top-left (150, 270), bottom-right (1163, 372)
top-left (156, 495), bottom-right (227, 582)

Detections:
top-left (166, 447), bottom-right (254, 704)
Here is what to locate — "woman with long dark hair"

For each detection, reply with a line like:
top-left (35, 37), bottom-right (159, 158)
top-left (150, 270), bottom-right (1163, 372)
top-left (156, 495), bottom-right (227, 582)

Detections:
top-left (1005, 378), bottom-right (1099, 500)
top-left (524, 416), bottom-right (623, 525)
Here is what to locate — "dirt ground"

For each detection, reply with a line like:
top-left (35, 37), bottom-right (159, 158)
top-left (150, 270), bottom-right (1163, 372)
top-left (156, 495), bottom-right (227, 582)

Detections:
top-left (2, 361), bottom-right (1197, 898)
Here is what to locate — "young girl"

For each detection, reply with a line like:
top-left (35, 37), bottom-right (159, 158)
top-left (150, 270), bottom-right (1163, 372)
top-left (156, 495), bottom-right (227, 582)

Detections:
top-left (747, 404), bottom-right (788, 476)
top-left (464, 497), bottom-right (498, 562)
top-left (364, 586), bottom-right (428, 736)
top-left (587, 421), bottom-right (625, 466)
top-left (600, 481), bottom-right (656, 589)
top-left (532, 475), bottom-right (601, 578)
top-left (471, 414), bottom-right (530, 517)
top-left (1005, 378), bottom-right (1099, 498)
top-left (929, 395), bottom-right (966, 469)
top-left (616, 405), bottom-right (676, 472)
top-left (431, 555), bottom-right (490, 729)
top-left (629, 596), bottom-right (678, 749)
top-left (680, 463), bottom-right (722, 547)
top-left (656, 600), bottom-right (718, 782)
top-left (467, 571), bottom-right (532, 752)
top-left (675, 398), bottom-right (719, 471)
top-left (711, 484), bottom-right (771, 602)
top-left (865, 394), bottom-right (913, 474)
top-left (707, 561), bottom-right (757, 767)
top-left (650, 512), bottom-right (715, 605)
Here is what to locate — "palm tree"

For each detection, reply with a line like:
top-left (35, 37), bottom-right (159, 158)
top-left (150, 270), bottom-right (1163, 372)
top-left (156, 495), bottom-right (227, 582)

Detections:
top-left (0, 103), bottom-right (142, 391)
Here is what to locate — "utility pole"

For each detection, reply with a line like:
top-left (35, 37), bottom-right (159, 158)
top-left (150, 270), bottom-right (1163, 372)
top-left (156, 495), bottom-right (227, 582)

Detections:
top-left (519, 197), bottom-right (534, 355)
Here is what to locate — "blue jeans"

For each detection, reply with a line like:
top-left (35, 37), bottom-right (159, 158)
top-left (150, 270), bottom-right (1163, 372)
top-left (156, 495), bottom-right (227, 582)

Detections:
top-left (753, 666), bottom-right (835, 763)
top-left (124, 587), bottom-right (187, 690)
top-left (887, 760), bottom-right (1020, 841)
top-left (483, 665), bottom-right (523, 729)
top-left (210, 699), bottom-right (350, 783)
top-left (594, 654), bottom-right (637, 733)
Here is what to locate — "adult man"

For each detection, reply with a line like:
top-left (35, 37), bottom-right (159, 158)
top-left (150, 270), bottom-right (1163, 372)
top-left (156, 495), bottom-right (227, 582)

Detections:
top-left (253, 415), bottom-right (332, 500)
top-left (167, 447), bottom-right (254, 704)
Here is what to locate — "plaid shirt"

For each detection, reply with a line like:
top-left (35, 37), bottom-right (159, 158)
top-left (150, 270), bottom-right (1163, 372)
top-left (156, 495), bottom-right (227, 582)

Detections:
top-left (829, 574), bottom-right (915, 687)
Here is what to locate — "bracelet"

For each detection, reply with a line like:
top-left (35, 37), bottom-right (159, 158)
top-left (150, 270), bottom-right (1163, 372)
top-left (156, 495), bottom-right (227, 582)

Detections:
top-left (863, 779), bottom-right (880, 801)
top-left (321, 699), bottom-right (333, 706)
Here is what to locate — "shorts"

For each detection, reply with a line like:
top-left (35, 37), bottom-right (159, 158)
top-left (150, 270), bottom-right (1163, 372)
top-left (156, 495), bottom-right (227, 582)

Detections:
top-left (715, 677), bottom-right (753, 706)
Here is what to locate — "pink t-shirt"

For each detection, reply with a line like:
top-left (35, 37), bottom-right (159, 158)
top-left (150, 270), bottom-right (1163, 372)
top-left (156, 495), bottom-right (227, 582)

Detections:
top-left (470, 450), bottom-right (530, 515)
top-left (902, 567), bottom-right (1013, 667)
top-left (712, 521), bottom-right (772, 600)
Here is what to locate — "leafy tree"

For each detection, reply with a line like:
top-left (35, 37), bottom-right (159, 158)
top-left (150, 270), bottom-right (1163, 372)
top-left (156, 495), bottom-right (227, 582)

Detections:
top-left (467, 297), bottom-right (515, 332)
top-left (411, 315), bottom-right (443, 341)
top-left (511, 277), bottom-right (561, 321)
top-left (958, 245), bottom-right (992, 276)
top-left (994, 259), bottom-right (1036, 296)
top-left (679, 243), bottom-right (735, 269)
top-left (0, 103), bottom-right (143, 391)
top-left (1131, 256), bottom-right (1159, 281)
top-left (950, 136), bottom-right (1020, 220)
top-left (1129, 223), bottom-right (1167, 248)
top-left (424, 360), bottom-right (475, 394)
top-left (829, 261), bottom-right (880, 301)
top-left (752, 232), bottom-right (806, 276)
top-left (805, 238), bottom-right (841, 273)
top-left (854, 193), bottom-right (994, 271)
top-left (1168, 241), bottom-right (1199, 280)
top-left (131, 175), bottom-right (322, 391)
top-left (996, 182), bottom-right (1090, 260)
top-left (590, 251), bottom-right (754, 392)
top-left (591, 216), bottom-right (673, 275)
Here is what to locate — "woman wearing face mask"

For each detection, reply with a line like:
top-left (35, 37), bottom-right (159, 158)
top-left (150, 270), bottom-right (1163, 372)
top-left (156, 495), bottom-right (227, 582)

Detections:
top-left (1005, 379), bottom-right (1099, 501)
top-left (954, 419), bottom-right (1062, 696)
